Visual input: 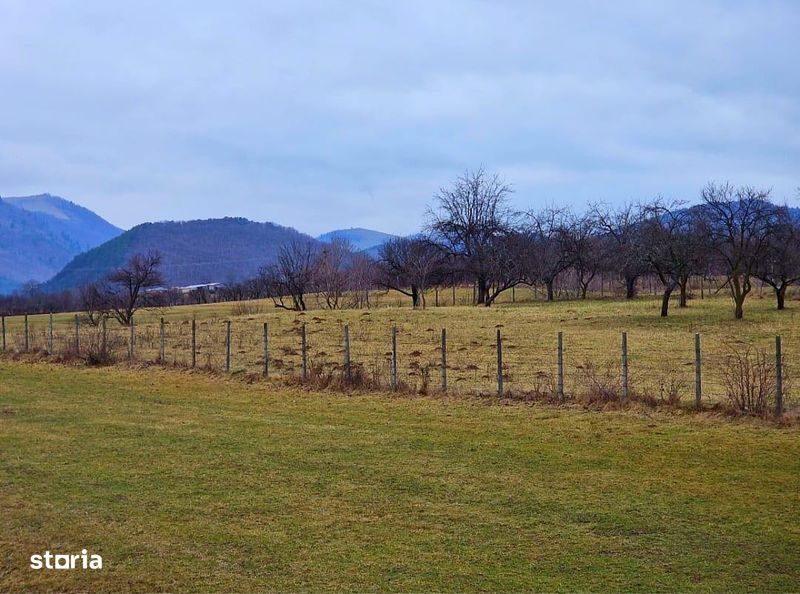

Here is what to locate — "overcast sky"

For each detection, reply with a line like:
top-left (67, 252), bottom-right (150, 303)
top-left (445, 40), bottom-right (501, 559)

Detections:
top-left (1, 1), bottom-right (798, 235)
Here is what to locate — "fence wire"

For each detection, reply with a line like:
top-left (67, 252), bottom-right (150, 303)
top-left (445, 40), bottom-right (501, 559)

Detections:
top-left (0, 312), bottom-right (790, 408)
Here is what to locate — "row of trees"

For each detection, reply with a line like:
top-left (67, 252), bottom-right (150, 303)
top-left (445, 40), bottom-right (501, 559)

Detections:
top-left (251, 239), bottom-right (375, 311)
top-left (245, 171), bottom-right (798, 319)
top-left (0, 253), bottom-right (166, 320)
top-left (2, 170), bottom-right (795, 321)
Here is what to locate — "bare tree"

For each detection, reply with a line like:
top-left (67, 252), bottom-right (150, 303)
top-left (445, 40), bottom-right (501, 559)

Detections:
top-left (95, 251), bottom-right (165, 325)
top-left (524, 207), bottom-right (571, 301)
top-left (378, 237), bottom-right (446, 308)
top-left (79, 281), bottom-right (110, 325)
top-left (314, 238), bottom-right (352, 309)
top-left (562, 213), bottom-right (606, 299)
top-left (426, 168), bottom-right (519, 305)
top-left (481, 230), bottom-right (530, 305)
top-left (698, 182), bottom-right (776, 319)
top-left (346, 252), bottom-right (378, 309)
top-left (187, 286), bottom-right (213, 305)
top-left (641, 201), bottom-right (706, 317)
top-left (261, 240), bottom-right (318, 311)
top-left (755, 207), bottom-right (800, 310)
top-left (591, 203), bottom-right (648, 299)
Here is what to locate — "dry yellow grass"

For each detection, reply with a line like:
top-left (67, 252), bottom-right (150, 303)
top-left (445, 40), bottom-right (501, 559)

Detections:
top-left (3, 288), bottom-right (798, 404)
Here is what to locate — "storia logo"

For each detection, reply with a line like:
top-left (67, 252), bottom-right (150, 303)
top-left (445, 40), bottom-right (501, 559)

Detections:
top-left (30, 550), bottom-right (103, 570)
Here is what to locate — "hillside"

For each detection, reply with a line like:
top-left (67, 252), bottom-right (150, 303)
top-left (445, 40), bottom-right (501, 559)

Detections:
top-left (43, 217), bottom-right (317, 291)
top-left (0, 194), bottom-right (121, 294)
top-left (317, 227), bottom-right (398, 252)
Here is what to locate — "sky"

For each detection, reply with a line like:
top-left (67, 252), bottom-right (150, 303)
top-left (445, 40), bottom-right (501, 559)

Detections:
top-left (1, 1), bottom-right (798, 236)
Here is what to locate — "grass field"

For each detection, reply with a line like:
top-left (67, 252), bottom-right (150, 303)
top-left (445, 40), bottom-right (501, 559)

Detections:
top-left (3, 289), bottom-right (799, 404)
top-left (1, 361), bottom-right (799, 591)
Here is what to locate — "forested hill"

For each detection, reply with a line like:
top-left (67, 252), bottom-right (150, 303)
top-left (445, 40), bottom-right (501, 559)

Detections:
top-left (43, 217), bottom-right (317, 292)
top-left (0, 194), bottom-right (121, 294)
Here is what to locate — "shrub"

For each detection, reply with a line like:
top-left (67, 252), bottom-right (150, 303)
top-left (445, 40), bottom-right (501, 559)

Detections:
top-left (82, 327), bottom-right (124, 366)
top-left (231, 302), bottom-right (265, 316)
top-left (656, 372), bottom-right (686, 406)
top-left (720, 343), bottom-right (786, 416)
top-left (578, 360), bottom-right (622, 403)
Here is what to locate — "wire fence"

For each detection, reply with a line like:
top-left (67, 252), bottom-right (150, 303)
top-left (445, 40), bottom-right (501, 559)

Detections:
top-left (0, 311), bottom-right (789, 416)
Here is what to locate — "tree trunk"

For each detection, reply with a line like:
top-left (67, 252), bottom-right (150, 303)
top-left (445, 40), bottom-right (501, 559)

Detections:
top-left (580, 282), bottom-right (588, 299)
top-left (776, 285), bottom-right (787, 310)
top-left (731, 276), bottom-right (746, 319)
top-left (625, 276), bottom-right (637, 299)
top-left (411, 285), bottom-right (419, 308)
top-left (546, 280), bottom-right (555, 302)
top-left (660, 286), bottom-right (674, 317)
top-left (679, 278), bottom-right (688, 308)
top-left (476, 278), bottom-right (488, 305)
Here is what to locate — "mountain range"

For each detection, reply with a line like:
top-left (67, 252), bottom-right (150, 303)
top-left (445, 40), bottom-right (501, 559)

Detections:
top-left (1, 193), bottom-right (399, 295)
top-left (0, 194), bottom-right (122, 294)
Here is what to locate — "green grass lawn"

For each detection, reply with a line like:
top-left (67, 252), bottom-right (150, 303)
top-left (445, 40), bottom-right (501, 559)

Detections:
top-left (1, 362), bottom-right (798, 592)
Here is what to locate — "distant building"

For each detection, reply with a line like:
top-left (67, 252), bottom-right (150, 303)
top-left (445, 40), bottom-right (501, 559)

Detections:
top-left (175, 283), bottom-right (225, 295)
top-left (143, 286), bottom-right (169, 294)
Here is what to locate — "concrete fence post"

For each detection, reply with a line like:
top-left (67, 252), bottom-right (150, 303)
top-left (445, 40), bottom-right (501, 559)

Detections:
top-left (776, 335), bottom-right (783, 417)
top-left (24, 314), bottom-right (29, 352)
top-left (391, 326), bottom-right (398, 391)
top-left (129, 319), bottom-right (135, 360)
top-left (225, 320), bottom-right (232, 373)
top-left (159, 318), bottom-right (165, 363)
top-left (621, 331), bottom-right (629, 401)
top-left (557, 331), bottom-right (564, 401)
top-left (263, 322), bottom-right (269, 377)
top-left (695, 333), bottom-right (702, 408)
top-left (343, 324), bottom-right (352, 383)
top-left (74, 314), bottom-right (80, 355)
top-left (191, 318), bottom-right (197, 368)
top-left (497, 328), bottom-right (504, 396)
top-left (441, 328), bottom-right (447, 392)
top-left (48, 313), bottom-right (54, 355)
top-left (301, 323), bottom-right (308, 380)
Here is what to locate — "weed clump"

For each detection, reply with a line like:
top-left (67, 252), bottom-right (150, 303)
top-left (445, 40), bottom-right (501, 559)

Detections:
top-left (721, 343), bottom-right (788, 417)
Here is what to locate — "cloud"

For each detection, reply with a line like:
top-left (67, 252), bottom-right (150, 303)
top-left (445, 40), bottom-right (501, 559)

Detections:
top-left (0, 0), bottom-right (798, 234)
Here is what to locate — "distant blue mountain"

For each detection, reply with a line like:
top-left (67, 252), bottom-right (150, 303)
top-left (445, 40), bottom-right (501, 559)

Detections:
top-left (317, 227), bottom-right (399, 252)
top-left (0, 193), bottom-right (122, 294)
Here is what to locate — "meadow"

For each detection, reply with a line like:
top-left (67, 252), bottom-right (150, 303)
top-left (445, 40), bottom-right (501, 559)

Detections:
top-left (2, 286), bottom-right (798, 407)
top-left (1, 361), bottom-right (798, 591)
